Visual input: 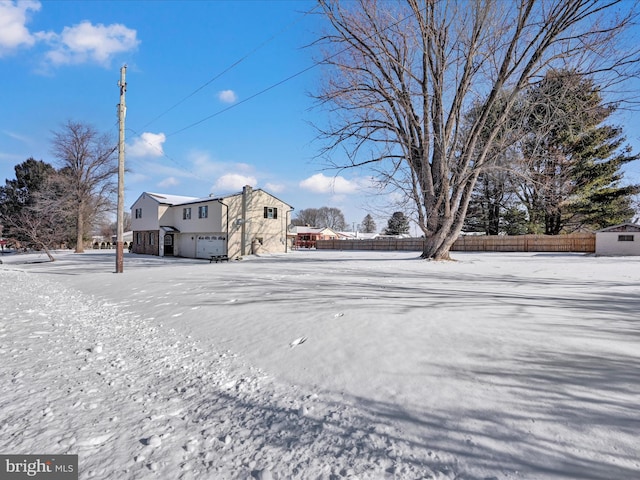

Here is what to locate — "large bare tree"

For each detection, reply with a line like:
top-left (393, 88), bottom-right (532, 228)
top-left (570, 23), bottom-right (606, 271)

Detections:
top-left (293, 206), bottom-right (347, 230)
top-left (51, 121), bottom-right (118, 253)
top-left (315, 0), bottom-right (639, 259)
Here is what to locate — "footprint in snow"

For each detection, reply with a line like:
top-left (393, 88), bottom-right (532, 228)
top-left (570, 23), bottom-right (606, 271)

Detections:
top-left (289, 336), bottom-right (307, 348)
top-left (334, 312), bottom-right (344, 318)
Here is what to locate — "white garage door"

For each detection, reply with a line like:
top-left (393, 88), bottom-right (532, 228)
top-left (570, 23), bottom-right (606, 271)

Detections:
top-left (196, 235), bottom-right (226, 258)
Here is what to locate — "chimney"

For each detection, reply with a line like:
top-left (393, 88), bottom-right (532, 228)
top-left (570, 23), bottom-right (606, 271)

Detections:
top-left (241, 185), bottom-right (252, 256)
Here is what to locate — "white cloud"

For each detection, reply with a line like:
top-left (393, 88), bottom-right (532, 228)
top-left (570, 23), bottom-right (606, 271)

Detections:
top-left (43, 21), bottom-right (139, 66)
top-left (187, 150), bottom-right (229, 178)
top-left (2, 129), bottom-right (31, 143)
top-left (217, 90), bottom-right (237, 104)
top-left (299, 173), bottom-right (359, 194)
top-left (0, 0), bottom-right (40, 55)
top-left (127, 132), bottom-right (166, 158)
top-left (214, 173), bottom-right (258, 192)
top-left (157, 177), bottom-right (180, 188)
top-left (264, 182), bottom-right (284, 193)
top-left (125, 171), bottom-right (149, 185)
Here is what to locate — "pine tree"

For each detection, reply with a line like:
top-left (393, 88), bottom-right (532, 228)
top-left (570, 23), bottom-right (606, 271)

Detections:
top-left (384, 212), bottom-right (410, 236)
top-left (518, 70), bottom-right (639, 233)
top-left (463, 92), bottom-right (522, 235)
top-left (361, 214), bottom-right (376, 233)
top-left (565, 125), bottom-right (639, 230)
top-left (0, 158), bottom-right (56, 241)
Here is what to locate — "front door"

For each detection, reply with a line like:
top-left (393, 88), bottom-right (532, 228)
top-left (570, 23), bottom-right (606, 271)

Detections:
top-left (164, 234), bottom-right (174, 256)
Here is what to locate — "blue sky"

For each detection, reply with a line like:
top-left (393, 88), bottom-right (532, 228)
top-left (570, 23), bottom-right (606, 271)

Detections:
top-left (0, 0), bottom-right (389, 231)
top-left (1, 1), bottom-right (639, 233)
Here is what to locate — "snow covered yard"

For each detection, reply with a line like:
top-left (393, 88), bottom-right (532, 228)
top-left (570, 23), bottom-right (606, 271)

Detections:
top-left (1, 249), bottom-right (638, 480)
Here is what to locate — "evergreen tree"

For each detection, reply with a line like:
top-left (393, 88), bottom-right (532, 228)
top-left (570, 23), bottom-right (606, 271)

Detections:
top-left (384, 212), bottom-right (410, 236)
top-left (518, 70), bottom-right (639, 233)
top-left (361, 214), bottom-right (376, 233)
top-left (0, 158), bottom-right (56, 241)
top-left (462, 92), bottom-right (523, 235)
top-left (502, 207), bottom-right (529, 236)
top-left (565, 125), bottom-right (639, 230)
top-left (464, 170), bottom-right (511, 235)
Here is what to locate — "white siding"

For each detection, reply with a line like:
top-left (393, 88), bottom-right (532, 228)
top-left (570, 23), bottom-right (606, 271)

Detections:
top-left (130, 189), bottom-right (292, 259)
top-left (131, 193), bottom-right (163, 231)
top-left (595, 232), bottom-right (640, 256)
top-left (176, 234), bottom-right (196, 258)
top-left (171, 201), bottom-right (223, 233)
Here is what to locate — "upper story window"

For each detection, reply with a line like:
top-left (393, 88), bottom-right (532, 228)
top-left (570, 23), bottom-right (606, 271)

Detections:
top-left (264, 207), bottom-right (278, 219)
top-left (183, 207), bottom-right (191, 220)
top-left (618, 234), bottom-right (634, 241)
top-left (199, 205), bottom-right (208, 219)
top-left (135, 208), bottom-right (142, 219)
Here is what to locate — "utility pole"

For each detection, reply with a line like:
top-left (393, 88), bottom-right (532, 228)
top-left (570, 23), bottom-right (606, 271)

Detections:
top-left (116, 65), bottom-right (126, 273)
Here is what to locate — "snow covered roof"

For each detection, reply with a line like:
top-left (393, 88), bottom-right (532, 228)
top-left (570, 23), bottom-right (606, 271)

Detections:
top-left (138, 188), bottom-right (293, 208)
top-left (292, 226), bottom-right (339, 236)
top-left (144, 192), bottom-right (200, 205)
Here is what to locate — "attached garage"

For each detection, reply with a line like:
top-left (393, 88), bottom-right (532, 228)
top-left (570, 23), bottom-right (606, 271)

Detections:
top-left (595, 223), bottom-right (640, 256)
top-left (196, 235), bottom-right (227, 259)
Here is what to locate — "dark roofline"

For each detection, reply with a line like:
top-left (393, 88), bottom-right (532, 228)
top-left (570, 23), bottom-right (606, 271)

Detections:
top-left (597, 222), bottom-right (640, 232)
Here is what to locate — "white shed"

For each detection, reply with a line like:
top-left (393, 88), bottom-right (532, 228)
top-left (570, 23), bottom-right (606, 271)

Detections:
top-left (595, 223), bottom-right (640, 256)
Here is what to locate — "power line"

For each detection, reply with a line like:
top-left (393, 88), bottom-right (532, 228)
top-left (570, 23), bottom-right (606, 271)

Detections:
top-left (130, 4), bottom-right (422, 181)
top-left (125, 127), bottom-right (213, 185)
top-left (167, 64), bottom-right (317, 137)
top-left (165, 6), bottom-right (422, 139)
top-left (137, 4), bottom-right (319, 131)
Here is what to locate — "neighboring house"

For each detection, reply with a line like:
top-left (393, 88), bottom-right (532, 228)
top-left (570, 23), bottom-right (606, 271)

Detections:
top-left (292, 226), bottom-right (339, 249)
top-left (130, 186), bottom-right (293, 259)
top-left (595, 223), bottom-right (640, 256)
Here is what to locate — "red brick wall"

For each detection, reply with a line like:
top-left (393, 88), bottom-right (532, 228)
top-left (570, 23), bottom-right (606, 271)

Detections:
top-left (131, 230), bottom-right (160, 255)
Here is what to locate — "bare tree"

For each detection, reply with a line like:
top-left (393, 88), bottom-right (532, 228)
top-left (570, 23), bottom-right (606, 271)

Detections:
top-left (321, 206), bottom-right (347, 230)
top-left (292, 208), bottom-right (322, 227)
top-left (293, 206), bottom-right (347, 230)
top-left (315, 0), bottom-right (639, 259)
top-left (98, 212), bottom-right (132, 239)
top-left (0, 178), bottom-right (71, 261)
top-left (51, 121), bottom-right (118, 253)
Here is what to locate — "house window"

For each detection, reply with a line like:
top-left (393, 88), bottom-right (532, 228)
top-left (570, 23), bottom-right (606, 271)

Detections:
top-left (264, 207), bottom-right (278, 219)
top-left (136, 232), bottom-right (142, 245)
top-left (199, 205), bottom-right (208, 218)
top-left (150, 232), bottom-right (155, 245)
top-left (135, 208), bottom-right (142, 219)
top-left (618, 234), bottom-right (634, 241)
top-left (183, 207), bottom-right (191, 220)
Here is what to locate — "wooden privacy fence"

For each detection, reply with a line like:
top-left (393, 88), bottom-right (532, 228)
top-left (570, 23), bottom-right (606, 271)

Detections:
top-left (316, 233), bottom-right (595, 253)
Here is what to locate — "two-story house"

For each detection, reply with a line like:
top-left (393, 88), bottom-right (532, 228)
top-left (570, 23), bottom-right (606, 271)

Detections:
top-left (130, 185), bottom-right (293, 259)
